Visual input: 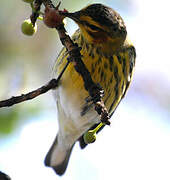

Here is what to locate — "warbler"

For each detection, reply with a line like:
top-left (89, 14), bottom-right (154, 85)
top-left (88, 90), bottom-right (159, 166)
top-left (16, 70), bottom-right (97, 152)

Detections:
top-left (44, 3), bottom-right (136, 175)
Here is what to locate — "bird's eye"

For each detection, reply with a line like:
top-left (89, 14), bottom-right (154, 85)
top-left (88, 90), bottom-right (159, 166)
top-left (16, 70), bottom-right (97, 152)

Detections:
top-left (88, 24), bottom-right (101, 31)
top-left (82, 21), bottom-right (102, 32)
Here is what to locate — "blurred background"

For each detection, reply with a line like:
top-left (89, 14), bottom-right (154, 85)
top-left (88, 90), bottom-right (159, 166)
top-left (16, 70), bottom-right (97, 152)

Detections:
top-left (0, 0), bottom-right (170, 179)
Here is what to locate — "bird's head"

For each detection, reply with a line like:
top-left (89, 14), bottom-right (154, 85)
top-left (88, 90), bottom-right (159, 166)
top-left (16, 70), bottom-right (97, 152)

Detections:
top-left (62, 4), bottom-right (127, 47)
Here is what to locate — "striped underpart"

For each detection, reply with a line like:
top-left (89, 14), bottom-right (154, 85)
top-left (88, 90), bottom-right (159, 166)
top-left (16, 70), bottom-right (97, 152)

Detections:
top-left (54, 29), bottom-right (135, 117)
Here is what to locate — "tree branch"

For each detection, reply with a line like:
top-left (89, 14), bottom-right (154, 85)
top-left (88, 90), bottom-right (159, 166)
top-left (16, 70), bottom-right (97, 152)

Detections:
top-left (55, 23), bottom-right (110, 125)
top-left (0, 0), bottom-right (110, 125)
top-left (0, 61), bottom-right (69, 108)
top-left (0, 79), bottom-right (58, 108)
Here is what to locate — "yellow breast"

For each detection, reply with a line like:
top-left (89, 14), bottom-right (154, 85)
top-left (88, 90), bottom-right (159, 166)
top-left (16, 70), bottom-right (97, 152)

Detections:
top-left (53, 29), bottom-right (135, 116)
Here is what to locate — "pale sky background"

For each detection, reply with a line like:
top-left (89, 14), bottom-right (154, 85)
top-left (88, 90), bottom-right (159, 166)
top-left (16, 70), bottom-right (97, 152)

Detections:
top-left (0, 0), bottom-right (170, 179)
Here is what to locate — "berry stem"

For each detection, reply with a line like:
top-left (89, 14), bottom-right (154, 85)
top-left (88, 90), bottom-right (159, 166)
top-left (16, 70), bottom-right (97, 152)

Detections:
top-left (37, 16), bottom-right (43, 21)
top-left (93, 122), bottom-right (104, 133)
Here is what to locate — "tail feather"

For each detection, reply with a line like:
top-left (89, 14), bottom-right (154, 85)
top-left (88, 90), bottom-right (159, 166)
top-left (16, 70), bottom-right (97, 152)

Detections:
top-left (44, 135), bottom-right (74, 176)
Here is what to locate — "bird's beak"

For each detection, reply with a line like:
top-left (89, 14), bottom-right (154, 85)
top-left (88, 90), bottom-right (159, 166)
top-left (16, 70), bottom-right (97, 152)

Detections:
top-left (60, 11), bottom-right (81, 23)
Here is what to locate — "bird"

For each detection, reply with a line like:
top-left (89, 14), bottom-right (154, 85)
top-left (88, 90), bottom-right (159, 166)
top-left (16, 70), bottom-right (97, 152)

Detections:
top-left (44, 3), bottom-right (136, 175)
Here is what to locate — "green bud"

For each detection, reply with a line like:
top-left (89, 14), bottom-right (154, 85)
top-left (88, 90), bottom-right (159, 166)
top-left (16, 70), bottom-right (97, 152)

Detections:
top-left (83, 130), bottom-right (96, 144)
top-left (22, 0), bottom-right (34, 3)
top-left (21, 19), bottom-right (37, 36)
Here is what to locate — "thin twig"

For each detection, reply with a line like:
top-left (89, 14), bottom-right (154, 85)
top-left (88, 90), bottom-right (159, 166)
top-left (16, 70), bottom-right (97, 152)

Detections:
top-left (30, 0), bottom-right (43, 26)
top-left (0, 62), bottom-right (69, 108)
top-left (56, 24), bottom-right (110, 125)
top-left (0, 79), bottom-right (58, 108)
